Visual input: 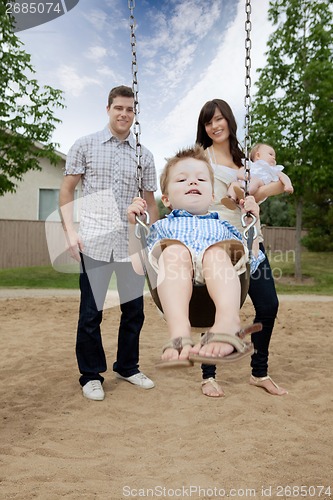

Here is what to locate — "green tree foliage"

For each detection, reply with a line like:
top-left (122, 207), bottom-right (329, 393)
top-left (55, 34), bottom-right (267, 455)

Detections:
top-left (260, 195), bottom-right (295, 227)
top-left (302, 190), bottom-right (333, 251)
top-left (250, 0), bottom-right (333, 275)
top-left (157, 197), bottom-right (169, 219)
top-left (0, 1), bottom-right (65, 195)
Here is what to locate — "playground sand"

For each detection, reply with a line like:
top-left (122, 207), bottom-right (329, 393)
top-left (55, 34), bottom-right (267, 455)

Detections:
top-left (0, 293), bottom-right (332, 499)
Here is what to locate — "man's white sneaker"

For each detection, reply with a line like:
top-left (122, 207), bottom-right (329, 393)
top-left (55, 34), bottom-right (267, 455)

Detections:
top-left (115, 372), bottom-right (155, 389)
top-left (82, 380), bottom-right (105, 401)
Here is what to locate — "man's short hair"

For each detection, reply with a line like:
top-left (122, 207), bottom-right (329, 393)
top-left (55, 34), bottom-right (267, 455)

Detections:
top-left (107, 85), bottom-right (134, 107)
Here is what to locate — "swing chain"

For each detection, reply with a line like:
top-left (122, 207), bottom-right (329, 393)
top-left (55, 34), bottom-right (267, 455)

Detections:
top-left (243, 0), bottom-right (257, 248)
top-left (128, 0), bottom-right (143, 198)
top-left (129, 0), bottom-right (150, 237)
top-left (244, 0), bottom-right (252, 196)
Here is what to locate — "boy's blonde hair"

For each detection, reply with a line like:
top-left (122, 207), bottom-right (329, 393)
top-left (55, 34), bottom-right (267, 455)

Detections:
top-left (160, 144), bottom-right (214, 194)
top-left (250, 142), bottom-right (274, 161)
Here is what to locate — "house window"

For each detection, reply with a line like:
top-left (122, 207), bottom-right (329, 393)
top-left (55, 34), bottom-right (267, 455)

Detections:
top-left (39, 189), bottom-right (79, 221)
top-left (39, 189), bottom-right (60, 221)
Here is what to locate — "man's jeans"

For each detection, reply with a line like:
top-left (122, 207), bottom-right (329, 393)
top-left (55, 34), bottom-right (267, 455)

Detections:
top-left (76, 254), bottom-right (145, 386)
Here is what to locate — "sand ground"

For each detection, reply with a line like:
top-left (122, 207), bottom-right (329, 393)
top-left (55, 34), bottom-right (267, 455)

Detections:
top-left (0, 290), bottom-right (332, 500)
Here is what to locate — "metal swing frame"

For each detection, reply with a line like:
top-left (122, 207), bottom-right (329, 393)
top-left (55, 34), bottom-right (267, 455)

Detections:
top-left (128, 0), bottom-right (256, 328)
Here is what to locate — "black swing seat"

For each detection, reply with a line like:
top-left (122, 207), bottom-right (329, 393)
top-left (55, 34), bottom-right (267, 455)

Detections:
top-left (145, 258), bottom-right (250, 328)
top-left (136, 221), bottom-right (251, 328)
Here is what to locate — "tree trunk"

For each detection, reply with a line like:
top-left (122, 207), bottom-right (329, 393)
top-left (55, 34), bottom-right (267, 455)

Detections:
top-left (294, 198), bottom-right (303, 281)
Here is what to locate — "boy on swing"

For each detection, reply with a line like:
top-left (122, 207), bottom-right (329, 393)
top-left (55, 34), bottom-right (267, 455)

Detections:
top-left (127, 145), bottom-right (264, 367)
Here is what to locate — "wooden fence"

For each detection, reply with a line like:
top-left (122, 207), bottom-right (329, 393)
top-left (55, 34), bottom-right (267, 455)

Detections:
top-left (0, 220), bottom-right (307, 269)
top-left (0, 220), bottom-right (75, 270)
top-left (261, 225), bottom-right (307, 253)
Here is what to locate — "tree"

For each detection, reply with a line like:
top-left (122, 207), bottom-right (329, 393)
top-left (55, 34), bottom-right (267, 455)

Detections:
top-left (260, 195), bottom-right (295, 227)
top-left (250, 0), bottom-right (333, 279)
top-left (302, 189), bottom-right (333, 251)
top-left (0, 1), bottom-right (65, 196)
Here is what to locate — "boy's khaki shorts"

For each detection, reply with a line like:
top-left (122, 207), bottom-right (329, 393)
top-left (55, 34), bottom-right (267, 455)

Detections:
top-left (148, 238), bottom-right (248, 285)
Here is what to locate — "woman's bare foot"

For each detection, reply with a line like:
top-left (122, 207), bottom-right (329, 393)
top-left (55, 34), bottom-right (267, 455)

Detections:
top-left (201, 377), bottom-right (224, 397)
top-left (250, 375), bottom-right (288, 396)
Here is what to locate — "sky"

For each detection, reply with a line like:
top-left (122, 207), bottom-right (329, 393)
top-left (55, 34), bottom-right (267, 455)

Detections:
top-left (17, 0), bottom-right (274, 179)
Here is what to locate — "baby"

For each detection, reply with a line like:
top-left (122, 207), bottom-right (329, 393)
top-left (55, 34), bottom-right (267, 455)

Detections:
top-left (222, 143), bottom-right (293, 209)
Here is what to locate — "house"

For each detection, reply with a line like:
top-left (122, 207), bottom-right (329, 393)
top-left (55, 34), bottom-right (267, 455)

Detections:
top-left (0, 142), bottom-right (81, 268)
top-left (0, 142), bottom-right (74, 221)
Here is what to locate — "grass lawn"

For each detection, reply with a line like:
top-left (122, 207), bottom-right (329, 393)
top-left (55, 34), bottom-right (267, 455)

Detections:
top-left (0, 252), bottom-right (332, 295)
top-left (268, 251), bottom-right (333, 295)
top-left (0, 265), bottom-right (80, 289)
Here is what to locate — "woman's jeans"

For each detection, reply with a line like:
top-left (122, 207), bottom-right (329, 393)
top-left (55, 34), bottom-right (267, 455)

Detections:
top-left (202, 243), bottom-right (279, 379)
top-left (76, 254), bottom-right (145, 386)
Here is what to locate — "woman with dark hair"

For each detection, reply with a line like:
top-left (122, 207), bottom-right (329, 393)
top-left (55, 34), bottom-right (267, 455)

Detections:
top-left (196, 98), bottom-right (288, 397)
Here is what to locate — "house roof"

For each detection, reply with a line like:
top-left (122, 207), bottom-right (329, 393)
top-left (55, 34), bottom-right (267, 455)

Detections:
top-left (2, 129), bottom-right (67, 161)
top-left (33, 139), bottom-right (66, 161)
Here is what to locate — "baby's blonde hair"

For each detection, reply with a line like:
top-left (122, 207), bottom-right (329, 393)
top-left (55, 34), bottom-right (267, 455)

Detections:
top-left (250, 142), bottom-right (275, 161)
top-left (160, 144), bottom-right (214, 194)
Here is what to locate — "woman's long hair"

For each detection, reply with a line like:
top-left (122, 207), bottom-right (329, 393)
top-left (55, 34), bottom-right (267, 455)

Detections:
top-left (196, 99), bottom-right (243, 167)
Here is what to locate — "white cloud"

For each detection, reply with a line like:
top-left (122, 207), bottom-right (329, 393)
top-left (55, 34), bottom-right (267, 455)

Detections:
top-left (96, 65), bottom-right (120, 80)
top-left (56, 65), bottom-right (102, 97)
top-left (82, 9), bottom-right (109, 31)
top-left (169, 0), bottom-right (221, 41)
top-left (85, 45), bottom-right (108, 61)
top-left (143, 0), bottom-right (273, 176)
top-left (140, 0), bottom-right (224, 95)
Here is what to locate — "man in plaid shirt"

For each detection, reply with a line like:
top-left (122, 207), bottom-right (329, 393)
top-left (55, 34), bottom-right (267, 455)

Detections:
top-left (60, 85), bottom-right (159, 401)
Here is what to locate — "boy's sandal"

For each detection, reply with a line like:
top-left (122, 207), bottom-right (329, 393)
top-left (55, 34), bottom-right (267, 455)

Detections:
top-left (188, 323), bottom-right (262, 365)
top-left (156, 336), bottom-right (194, 369)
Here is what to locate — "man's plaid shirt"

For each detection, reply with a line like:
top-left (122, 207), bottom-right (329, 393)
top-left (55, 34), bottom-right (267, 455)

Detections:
top-left (64, 126), bottom-right (157, 262)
